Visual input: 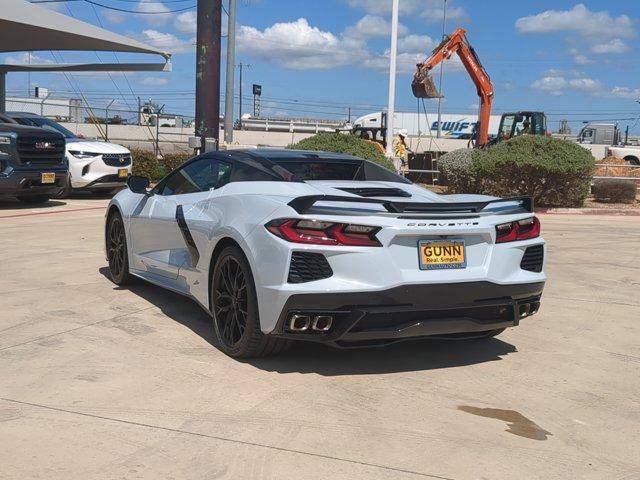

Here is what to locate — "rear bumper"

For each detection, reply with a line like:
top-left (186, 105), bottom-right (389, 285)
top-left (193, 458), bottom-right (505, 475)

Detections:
top-left (271, 281), bottom-right (544, 347)
top-left (0, 169), bottom-right (68, 196)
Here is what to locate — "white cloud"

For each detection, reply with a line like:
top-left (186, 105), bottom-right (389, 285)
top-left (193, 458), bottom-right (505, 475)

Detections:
top-left (363, 33), bottom-right (463, 74)
top-left (236, 17), bottom-right (465, 75)
top-left (343, 15), bottom-right (407, 40)
top-left (141, 29), bottom-right (193, 54)
top-left (590, 39), bottom-right (630, 54)
top-left (568, 77), bottom-right (603, 92)
top-left (516, 4), bottom-right (635, 39)
top-left (569, 48), bottom-right (592, 65)
top-left (136, 1), bottom-right (171, 26)
top-left (102, 8), bottom-right (126, 24)
top-left (343, 0), bottom-right (468, 24)
top-left (237, 18), bottom-right (363, 69)
top-left (343, 0), bottom-right (422, 16)
top-left (140, 77), bottom-right (169, 86)
top-left (531, 76), bottom-right (567, 95)
top-left (5, 52), bottom-right (53, 65)
top-left (397, 34), bottom-right (436, 53)
top-left (609, 86), bottom-right (640, 99)
top-left (532, 73), bottom-right (639, 99)
top-left (174, 11), bottom-right (196, 35)
top-left (421, 0), bottom-right (469, 25)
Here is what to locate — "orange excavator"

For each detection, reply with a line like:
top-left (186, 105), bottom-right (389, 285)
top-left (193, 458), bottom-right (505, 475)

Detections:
top-left (412, 27), bottom-right (493, 146)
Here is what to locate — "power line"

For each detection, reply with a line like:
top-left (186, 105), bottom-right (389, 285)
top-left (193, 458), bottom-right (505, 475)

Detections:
top-left (82, 0), bottom-right (195, 13)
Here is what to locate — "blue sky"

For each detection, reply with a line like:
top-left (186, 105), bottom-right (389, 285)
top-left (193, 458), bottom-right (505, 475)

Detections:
top-left (3, 0), bottom-right (640, 133)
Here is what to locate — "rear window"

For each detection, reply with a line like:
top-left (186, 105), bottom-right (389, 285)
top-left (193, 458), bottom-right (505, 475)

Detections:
top-left (274, 161), bottom-right (361, 181)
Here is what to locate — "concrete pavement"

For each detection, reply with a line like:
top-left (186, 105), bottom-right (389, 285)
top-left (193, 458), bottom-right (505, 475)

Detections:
top-left (1, 197), bottom-right (639, 479)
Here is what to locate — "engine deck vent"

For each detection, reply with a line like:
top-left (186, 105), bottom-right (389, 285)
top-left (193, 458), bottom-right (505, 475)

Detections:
top-left (337, 187), bottom-right (412, 198)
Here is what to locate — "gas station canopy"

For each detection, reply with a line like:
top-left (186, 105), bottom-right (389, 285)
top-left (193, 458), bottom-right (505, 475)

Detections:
top-left (0, 0), bottom-right (172, 112)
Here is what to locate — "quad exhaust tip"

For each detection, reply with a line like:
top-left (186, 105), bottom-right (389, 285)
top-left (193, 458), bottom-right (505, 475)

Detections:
top-left (519, 302), bottom-right (540, 319)
top-left (289, 314), bottom-right (310, 332)
top-left (312, 315), bottom-right (333, 332)
top-left (288, 314), bottom-right (334, 332)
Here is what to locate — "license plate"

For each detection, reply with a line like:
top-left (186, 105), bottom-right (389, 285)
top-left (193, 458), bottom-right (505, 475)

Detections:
top-left (41, 172), bottom-right (55, 184)
top-left (418, 239), bottom-right (466, 270)
top-left (118, 168), bottom-right (128, 178)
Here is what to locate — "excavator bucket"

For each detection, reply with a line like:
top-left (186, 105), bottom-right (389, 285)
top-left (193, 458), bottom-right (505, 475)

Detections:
top-left (411, 70), bottom-right (442, 98)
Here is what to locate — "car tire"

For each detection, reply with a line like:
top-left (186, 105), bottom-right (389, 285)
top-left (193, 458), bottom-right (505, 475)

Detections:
top-left (211, 245), bottom-right (289, 358)
top-left (17, 195), bottom-right (50, 204)
top-left (106, 211), bottom-right (134, 285)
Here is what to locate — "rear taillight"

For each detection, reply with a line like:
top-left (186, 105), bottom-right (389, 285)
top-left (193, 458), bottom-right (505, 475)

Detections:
top-left (266, 219), bottom-right (381, 247)
top-left (495, 217), bottom-right (540, 243)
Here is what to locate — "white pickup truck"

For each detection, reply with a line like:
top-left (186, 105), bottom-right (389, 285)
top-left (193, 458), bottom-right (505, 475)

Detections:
top-left (577, 122), bottom-right (640, 164)
top-left (604, 145), bottom-right (640, 165)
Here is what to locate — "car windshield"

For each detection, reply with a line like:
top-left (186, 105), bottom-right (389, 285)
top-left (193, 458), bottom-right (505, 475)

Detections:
top-left (13, 116), bottom-right (77, 139)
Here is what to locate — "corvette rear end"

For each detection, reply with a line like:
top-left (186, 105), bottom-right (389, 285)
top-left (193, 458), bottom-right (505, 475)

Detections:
top-left (247, 185), bottom-right (545, 348)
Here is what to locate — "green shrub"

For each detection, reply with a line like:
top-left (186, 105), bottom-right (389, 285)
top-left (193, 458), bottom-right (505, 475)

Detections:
top-left (162, 151), bottom-right (192, 173)
top-left (438, 148), bottom-right (481, 194)
top-left (288, 133), bottom-right (395, 171)
top-left (130, 148), bottom-right (165, 182)
top-left (472, 136), bottom-right (595, 207)
top-left (592, 179), bottom-right (637, 204)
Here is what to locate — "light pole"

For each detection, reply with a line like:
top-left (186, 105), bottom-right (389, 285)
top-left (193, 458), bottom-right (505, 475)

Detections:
top-left (223, 0), bottom-right (237, 144)
top-left (436, 0), bottom-right (448, 138)
top-left (384, 0), bottom-right (399, 164)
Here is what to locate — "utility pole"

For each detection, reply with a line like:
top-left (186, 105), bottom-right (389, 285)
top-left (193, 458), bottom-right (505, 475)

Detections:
top-left (436, 0), bottom-right (448, 138)
top-left (223, 0), bottom-right (237, 144)
top-left (384, 0), bottom-right (399, 162)
top-left (195, 0), bottom-right (222, 152)
top-left (237, 62), bottom-right (250, 129)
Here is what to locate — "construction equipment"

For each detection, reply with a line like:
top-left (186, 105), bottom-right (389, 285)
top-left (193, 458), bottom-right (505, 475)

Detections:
top-left (413, 28), bottom-right (551, 147)
top-left (497, 111), bottom-right (547, 140)
top-left (412, 27), bottom-right (493, 146)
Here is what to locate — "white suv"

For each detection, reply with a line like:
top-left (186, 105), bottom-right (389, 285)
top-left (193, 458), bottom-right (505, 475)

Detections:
top-left (8, 112), bottom-right (133, 197)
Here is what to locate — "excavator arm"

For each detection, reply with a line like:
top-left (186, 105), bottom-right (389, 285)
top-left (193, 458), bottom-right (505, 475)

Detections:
top-left (412, 28), bottom-right (494, 146)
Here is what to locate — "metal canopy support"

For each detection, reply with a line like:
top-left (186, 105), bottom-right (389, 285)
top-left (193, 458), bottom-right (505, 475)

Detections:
top-left (0, 62), bottom-right (172, 113)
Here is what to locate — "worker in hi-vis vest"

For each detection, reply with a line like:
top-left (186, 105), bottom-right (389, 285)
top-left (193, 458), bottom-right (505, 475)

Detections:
top-left (393, 129), bottom-right (411, 169)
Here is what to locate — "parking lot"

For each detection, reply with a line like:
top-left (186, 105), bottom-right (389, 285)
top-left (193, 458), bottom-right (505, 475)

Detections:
top-left (1, 197), bottom-right (639, 480)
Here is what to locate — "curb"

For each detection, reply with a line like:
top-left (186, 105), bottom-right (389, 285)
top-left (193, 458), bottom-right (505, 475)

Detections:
top-left (536, 208), bottom-right (640, 216)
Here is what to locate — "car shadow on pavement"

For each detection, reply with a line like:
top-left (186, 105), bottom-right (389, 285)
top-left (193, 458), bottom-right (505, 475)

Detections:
top-left (0, 197), bottom-right (67, 210)
top-left (99, 267), bottom-right (517, 376)
top-left (249, 338), bottom-right (516, 376)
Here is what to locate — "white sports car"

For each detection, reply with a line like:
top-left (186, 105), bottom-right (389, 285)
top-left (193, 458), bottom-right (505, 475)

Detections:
top-left (105, 149), bottom-right (546, 358)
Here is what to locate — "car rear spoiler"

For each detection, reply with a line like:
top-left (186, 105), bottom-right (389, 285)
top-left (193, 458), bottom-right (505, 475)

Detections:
top-left (288, 195), bottom-right (534, 215)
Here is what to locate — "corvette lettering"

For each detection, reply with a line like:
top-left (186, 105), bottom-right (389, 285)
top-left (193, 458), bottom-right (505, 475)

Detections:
top-left (407, 221), bottom-right (479, 227)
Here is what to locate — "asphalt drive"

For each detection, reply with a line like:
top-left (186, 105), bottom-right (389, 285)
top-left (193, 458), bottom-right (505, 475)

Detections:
top-left (0, 196), bottom-right (639, 480)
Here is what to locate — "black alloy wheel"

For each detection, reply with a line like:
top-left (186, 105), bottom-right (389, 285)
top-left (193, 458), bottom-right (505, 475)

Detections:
top-left (211, 246), bottom-right (289, 358)
top-left (213, 255), bottom-right (248, 347)
top-left (107, 212), bottom-right (133, 285)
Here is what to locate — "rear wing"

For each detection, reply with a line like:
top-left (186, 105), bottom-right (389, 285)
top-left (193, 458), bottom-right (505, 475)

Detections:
top-left (288, 195), bottom-right (533, 215)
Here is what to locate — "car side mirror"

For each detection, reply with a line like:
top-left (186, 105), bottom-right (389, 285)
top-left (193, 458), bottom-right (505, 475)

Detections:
top-left (127, 175), bottom-right (150, 195)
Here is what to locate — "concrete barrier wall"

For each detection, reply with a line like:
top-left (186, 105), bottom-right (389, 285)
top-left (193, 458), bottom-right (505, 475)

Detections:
top-left (59, 122), bottom-right (315, 153)
top-left (59, 122), bottom-right (609, 159)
